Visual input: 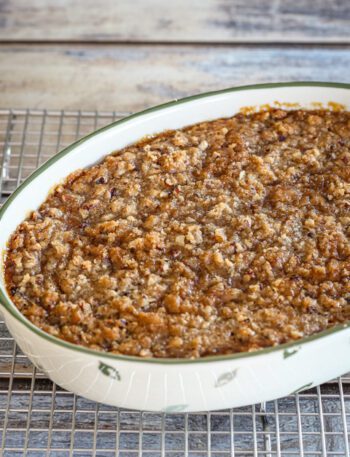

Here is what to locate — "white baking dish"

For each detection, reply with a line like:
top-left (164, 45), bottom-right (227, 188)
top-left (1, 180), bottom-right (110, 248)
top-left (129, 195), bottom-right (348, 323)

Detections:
top-left (0, 82), bottom-right (349, 412)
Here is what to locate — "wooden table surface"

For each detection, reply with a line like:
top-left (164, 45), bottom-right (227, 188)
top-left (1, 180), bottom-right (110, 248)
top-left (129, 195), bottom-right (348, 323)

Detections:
top-left (0, 0), bottom-right (349, 112)
top-left (0, 4), bottom-right (350, 454)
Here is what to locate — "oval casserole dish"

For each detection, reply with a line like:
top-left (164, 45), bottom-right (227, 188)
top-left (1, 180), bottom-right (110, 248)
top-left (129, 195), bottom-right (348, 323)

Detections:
top-left (0, 82), bottom-right (349, 412)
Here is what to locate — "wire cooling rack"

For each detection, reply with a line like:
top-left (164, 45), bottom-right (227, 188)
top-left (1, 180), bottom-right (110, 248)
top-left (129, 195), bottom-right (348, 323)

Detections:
top-left (0, 109), bottom-right (350, 457)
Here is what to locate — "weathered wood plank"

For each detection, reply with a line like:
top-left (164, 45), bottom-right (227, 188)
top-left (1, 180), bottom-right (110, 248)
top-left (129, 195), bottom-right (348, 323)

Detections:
top-left (0, 44), bottom-right (349, 111)
top-left (0, 0), bottom-right (349, 43)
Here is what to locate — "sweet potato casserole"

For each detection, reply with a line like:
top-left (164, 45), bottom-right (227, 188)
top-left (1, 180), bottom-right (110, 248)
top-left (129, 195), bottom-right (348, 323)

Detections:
top-left (5, 109), bottom-right (350, 358)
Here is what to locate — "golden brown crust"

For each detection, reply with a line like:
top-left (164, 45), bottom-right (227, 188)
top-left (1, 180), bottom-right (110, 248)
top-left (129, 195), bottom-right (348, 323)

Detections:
top-left (5, 109), bottom-right (350, 358)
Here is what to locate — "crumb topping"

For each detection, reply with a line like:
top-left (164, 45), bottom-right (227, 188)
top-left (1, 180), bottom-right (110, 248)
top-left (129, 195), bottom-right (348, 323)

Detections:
top-left (5, 109), bottom-right (350, 358)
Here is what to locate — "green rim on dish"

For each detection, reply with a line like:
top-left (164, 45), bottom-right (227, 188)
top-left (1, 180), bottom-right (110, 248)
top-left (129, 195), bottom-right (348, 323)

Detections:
top-left (1, 81), bottom-right (350, 365)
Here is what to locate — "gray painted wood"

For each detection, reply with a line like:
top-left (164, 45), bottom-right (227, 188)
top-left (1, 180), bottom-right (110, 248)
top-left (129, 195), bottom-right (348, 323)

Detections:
top-left (0, 0), bottom-right (349, 43)
top-left (1, 44), bottom-right (350, 111)
top-left (1, 2), bottom-right (350, 452)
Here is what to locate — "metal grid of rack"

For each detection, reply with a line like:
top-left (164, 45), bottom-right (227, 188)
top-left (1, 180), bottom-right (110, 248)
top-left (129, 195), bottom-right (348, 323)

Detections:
top-left (0, 109), bottom-right (349, 457)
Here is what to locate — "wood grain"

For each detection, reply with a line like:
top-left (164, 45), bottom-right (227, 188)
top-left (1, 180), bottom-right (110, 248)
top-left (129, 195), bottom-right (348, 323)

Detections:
top-left (0, 0), bottom-right (349, 43)
top-left (0, 44), bottom-right (349, 111)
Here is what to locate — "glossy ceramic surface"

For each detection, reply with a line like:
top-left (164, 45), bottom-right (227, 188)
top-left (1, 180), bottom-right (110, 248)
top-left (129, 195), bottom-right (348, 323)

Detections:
top-left (0, 83), bottom-right (349, 412)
